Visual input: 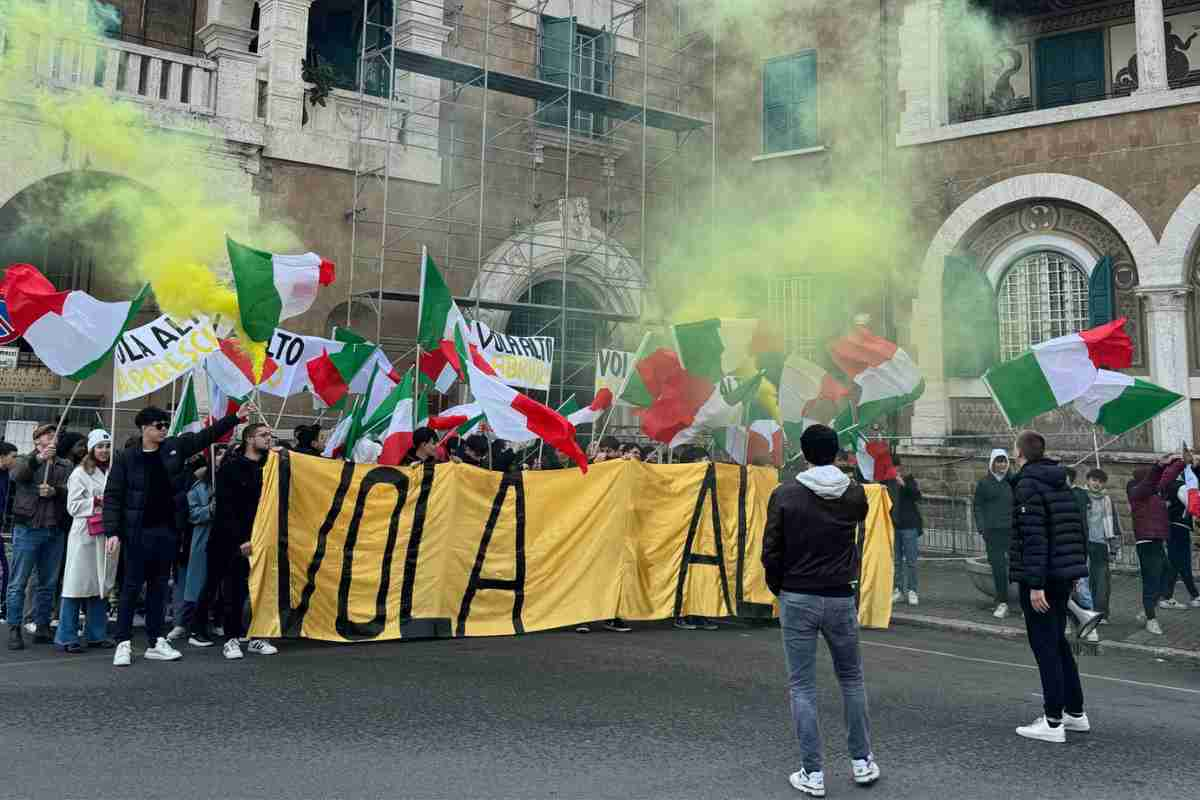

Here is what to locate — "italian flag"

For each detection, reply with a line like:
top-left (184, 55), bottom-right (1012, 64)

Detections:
top-left (322, 415), bottom-right (353, 459)
top-left (202, 369), bottom-right (241, 443)
top-left (0, 264), bottom-right (149, 380)
top-left (715, 419), bottom-right (783, 466)
top-left (854, 435), bottom-right (896, 482)
top-left (778, 353), bottom-right (851, 442)
top-left (306, 343), bottom-right (398, 409)
top-left (983, 318), bottom-right (1134, 427)
top-left (417, 247), bottom-right (477, 392)
top-left (378, 371), bottom-right (418, 465)
top-left (830, 327), bottom-right (924, 434)
top-left (169, 373), bottom-right (202, 436)
top-left (1072, 370), bottom-right (1183, 435)
top-left (454, 323), bottom-right (588, 471)
top-left (671, 318), bottom-right (781, 384)
top-left (558, 389), bottom-right (613, 428)
top-left (205, 338), bottom-right (279, 402)
top-left (617, 331), bottom-right (675, 407)
top-left (227, 237), bottom-right (334, 343)
top-left (633, 345), bottom-right (763, 446)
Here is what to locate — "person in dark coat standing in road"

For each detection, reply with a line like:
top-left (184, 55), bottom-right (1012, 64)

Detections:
top-left (1009, 430), bottom-right (1090, 743)
top-left (762, 424), bottom-right (879, 796)
top-left (103, 402), bottom-right (250, 667)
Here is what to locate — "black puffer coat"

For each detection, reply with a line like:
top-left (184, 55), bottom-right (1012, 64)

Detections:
top-left (1008, 459), bottom-right (1088, 588)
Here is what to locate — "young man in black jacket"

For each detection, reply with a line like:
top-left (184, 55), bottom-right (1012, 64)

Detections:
top-left (104, 403), bottom-right (249, 666)
top-left (887, 458), bottom-right (923, 607)
top-left (1010, 430), bottom-right (1090, 743)
top-left (974, 449), bottom-right (1014, 619)
top-left (762, 425), bottom-right (878, 796)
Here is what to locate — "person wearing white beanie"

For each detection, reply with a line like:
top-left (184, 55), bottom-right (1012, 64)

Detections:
top-left (54, 430), bottom-right (118, 653)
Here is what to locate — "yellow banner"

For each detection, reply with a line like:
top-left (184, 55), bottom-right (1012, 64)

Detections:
top-left (249, 455), bottom-right (894, 641)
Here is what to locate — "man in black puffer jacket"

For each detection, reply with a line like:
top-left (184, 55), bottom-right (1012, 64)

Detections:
top-left (103, 403), bottom-right (250, 667)
top-left (1009, 430), bottom-right (1089, 744)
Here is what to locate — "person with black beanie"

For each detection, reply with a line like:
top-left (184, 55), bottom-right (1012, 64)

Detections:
top-left (762, 424), bottom-right (878, 795)
top-left (103, 402), bottom-right (250, 667)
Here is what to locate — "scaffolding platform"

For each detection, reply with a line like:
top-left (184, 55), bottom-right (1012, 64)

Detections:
top-left (390, 48), bottom-right (710, 132)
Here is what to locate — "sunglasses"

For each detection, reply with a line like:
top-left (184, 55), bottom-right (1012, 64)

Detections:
top-left (151, 421), bottom-right (169, 430)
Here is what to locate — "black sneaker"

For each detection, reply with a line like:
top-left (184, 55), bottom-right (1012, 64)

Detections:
top-left (33, 624), bottom-right (52, 644)
top-left (698, 617), bottom-right (719, 631)
top-left (673, 617), bottom-right (698, 630)
top-left (188, 634), bottom-right (215, 648)
top-left (603, 618), bottom-right (632, 633)
top-left (7, 624), bottom-right (24, 651)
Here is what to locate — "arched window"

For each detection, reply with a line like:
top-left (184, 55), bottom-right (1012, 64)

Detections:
top-left (997, 250), bottom-right (1090, 360)
top-left (506, 280), bottom-right (606, 405)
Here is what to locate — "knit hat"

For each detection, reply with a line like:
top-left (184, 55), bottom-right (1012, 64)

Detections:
top-left (87, 429), bottom-right (111, 452)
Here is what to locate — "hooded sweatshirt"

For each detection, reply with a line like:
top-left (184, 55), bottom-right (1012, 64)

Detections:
top-left (761, 465), bottom-right (869, 596)
top-left (973, 449), bottom-right (1014, 534)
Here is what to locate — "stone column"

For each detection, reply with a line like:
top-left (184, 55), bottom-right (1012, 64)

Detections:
top-left (256, 0), bottom-right (314, 130)
top-left (1134, 0), bottom-right (1170, 94)
top-left (1138, 286), bottom-right (1193, 449)
top-left (909, 292), bottom-right (950, 444)
top-left (198, 23), bottom-right (259, 125)
top-left (394, 1), bottom-right (452, 153)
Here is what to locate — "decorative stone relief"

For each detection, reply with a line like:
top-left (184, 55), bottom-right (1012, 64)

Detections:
top-left (951, 397), bottom-right (1153, 452)
top-left (1021, 203), bottom-right (1059, 231)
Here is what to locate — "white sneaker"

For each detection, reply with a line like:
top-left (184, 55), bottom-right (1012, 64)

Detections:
top-left (212, 625), bottom-right (224, 637)
top-left (851, 756), bottom-right (881, 785)
top-left (788, 769), bottom-right (825, 797)
top-left (247, 639), bottom-right (278, 655)
top-left (1016, 716), bottom-right (1065, 743)
top-left (143, 637), bottom-right (182, 661)
top-left (1135, 611), bottom-right (1147, 624)
top-left (222, 639), bottom-right (244, 660)
top-left (1146, 619), bottom-right (1164, 635)
top-left (907, 590), bottom-right (919, 606)
top-left (113, 640), bottom-right (132, 667)
top-left (1062, 712), bottom-right (1090, 732)
top-left (22, 622), bottom-right (35, 635)
top-left (1189, 597), bottom-right (1200, 609)
top-left (891, 588), bottom-right (902, 602)
top-left (166, 625), bottom-right (187, 642)
top-left (993, 602), bottom-right (1008, 619)
top-left (1160, 598), bottom-right (1185, 610)
top-left (1085, 629), bottom-right (1100, 643)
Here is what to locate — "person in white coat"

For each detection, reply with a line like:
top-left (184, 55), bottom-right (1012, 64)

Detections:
top-left (54, 430), bottom-right (119, 654)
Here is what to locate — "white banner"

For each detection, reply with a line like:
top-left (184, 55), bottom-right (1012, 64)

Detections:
top-left (595, 348), bottom-right (633, 403)
top-left (473, 321), bottom-right (554, 391)
top-left (114, 315), bottom-right (220, 402)
top-left (259, 330), bottom-right (343, 398)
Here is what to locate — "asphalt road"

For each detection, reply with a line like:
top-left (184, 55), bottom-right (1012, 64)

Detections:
top-left (2, 622), bottom-right (1198, 800)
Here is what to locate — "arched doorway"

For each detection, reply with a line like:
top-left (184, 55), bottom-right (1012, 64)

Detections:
top-left (506, 279), bottom-right (608, 405)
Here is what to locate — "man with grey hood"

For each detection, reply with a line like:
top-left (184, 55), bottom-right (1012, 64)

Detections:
top-left (974, 449), bottom-right (1014, 618)
top-left (763, 424), bottom-right (878, 797)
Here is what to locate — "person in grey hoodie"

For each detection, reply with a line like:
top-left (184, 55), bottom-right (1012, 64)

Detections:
top-left (974, 449), bottom-right (1014, 618)
top-left (762, 424), bottom-right (878, 797)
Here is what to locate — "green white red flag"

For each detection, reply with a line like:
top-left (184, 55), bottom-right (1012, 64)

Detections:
top-left (204, 338), bottom-right (279, 403)
top-left (226, 237), bottom-right (334, 343)
top-left (1072, 370), bottom-right (1182, 435)
top-left (169, 373), bottom-right (202, 436)
top-left (417, 247), bottom-right (478, 392)
top-left (829, 326), bottom-right (924, 435)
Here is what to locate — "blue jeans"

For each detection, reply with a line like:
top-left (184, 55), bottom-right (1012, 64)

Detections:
top-left (5, 526), bottom-right (65, 627)
top-left (54, 596), bottom-right (108, 646)
top-left (779, 591), bottom-right (873, 773)
top-left (893, 528), bottom-right (919, 594)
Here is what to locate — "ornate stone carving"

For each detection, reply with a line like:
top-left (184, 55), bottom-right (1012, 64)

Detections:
top-left (1021, 203), bottom-right (1059, 231)
top-left (1138, 285), bottom-right (1190, 312)
top-left (951, 397), bottom-right (1153, 452)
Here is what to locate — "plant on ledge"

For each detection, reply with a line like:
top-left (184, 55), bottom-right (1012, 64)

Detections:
top-left (301, 54), bottom-right (338, 126)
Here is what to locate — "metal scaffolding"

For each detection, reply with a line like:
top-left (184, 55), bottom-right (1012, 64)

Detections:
top-left (343, 0), bottom-right (717, 416)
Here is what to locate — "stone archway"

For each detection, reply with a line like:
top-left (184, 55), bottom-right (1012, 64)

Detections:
top-left (911, 174), bottom-right (1163, 443)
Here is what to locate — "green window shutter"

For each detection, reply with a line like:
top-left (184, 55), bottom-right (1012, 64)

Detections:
top-left (593, 30), bottom-right (613, 135)
top-left (1036, 29), bottom-right (1103, 109)
top-left (763, 52), bottom-right (817, 154)
top-left (1088, 255), bottom-right (1115, 328)
top-left (538, 15), bottom-right (576, 127)
top-left (943, 254), bottom-right (998, 378)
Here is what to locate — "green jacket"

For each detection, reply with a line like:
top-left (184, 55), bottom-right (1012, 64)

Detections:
top-left (973, 474), bottom-right (1013, 533)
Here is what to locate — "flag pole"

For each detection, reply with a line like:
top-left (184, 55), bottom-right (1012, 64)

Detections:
top-left (1092, 429), bottom-right (1101, 469)
top-left (46, 380), bottom-right (85, 482)
top-left (110, 365), bottom-right (119, 440)
top-left (274, 393), bottom-right (290, 431)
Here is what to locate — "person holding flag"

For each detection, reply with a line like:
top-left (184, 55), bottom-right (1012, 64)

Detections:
top-left (103, 400), bottom-right (256, 667)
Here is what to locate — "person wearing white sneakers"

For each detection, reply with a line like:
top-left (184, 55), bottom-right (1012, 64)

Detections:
top-left (209, 423), bottom-right (277, 661)
top-left (763, 426), bottom-right (880, 796)
top-left (887, 459), bottom-right (923, 609)
top-left (1127, 456), bottom-right (1180, 636)
top-left (974, 450), bottom-right (1014, 620)
top-left (104, 402), bottom-right (251, 667)
top-left (1009, 431), bottom-right (1090, 744)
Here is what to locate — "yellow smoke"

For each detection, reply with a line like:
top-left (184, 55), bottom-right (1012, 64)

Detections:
top-left (0, 0), bottom-right (297, 377)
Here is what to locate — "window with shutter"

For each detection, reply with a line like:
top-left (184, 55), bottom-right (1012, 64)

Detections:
top-left (537, 16), bottom-right (611, 136)
top-left (943, 254), bottom-right (999, 377)
top-left (1036, 29), bottom-right (1105, 109)
top-left (763, 51), bottom-right (818, 154)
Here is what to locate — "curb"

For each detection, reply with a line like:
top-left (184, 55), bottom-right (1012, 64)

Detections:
top-left (889, 611), bottom-right (1200, 663)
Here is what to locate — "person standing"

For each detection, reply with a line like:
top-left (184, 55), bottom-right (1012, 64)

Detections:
top-left (0, 441), bottom-right (18, 622)
top-left (104, 403), bottom-right (248, 667)
top-left (1127, 455), bottom-right (1181, 635)
top-left (1083, 468), bottom-right (1122, 623)
top-left (204, 422), bottom-right (277, 660)
top-left (888, 458), bottom-right (923, 608)
top-left (1161, 450), bottom-right (1200, 609)
top-left (974, 449), bottom-right (1014, 619)
top-left (763, 424), bottom-right (879, 796)
top-left (1010, 431), bottom-right (1089, 743)
top-left (167, 458), bottom-right (214, 642)
top-left (6, 424), bottom-right (72, 650)
top-left (55, 431), bottom-right (118, 653)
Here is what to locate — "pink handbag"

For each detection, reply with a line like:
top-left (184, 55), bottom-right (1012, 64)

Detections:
top-left (86, 496), bottom-right (105, 537)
